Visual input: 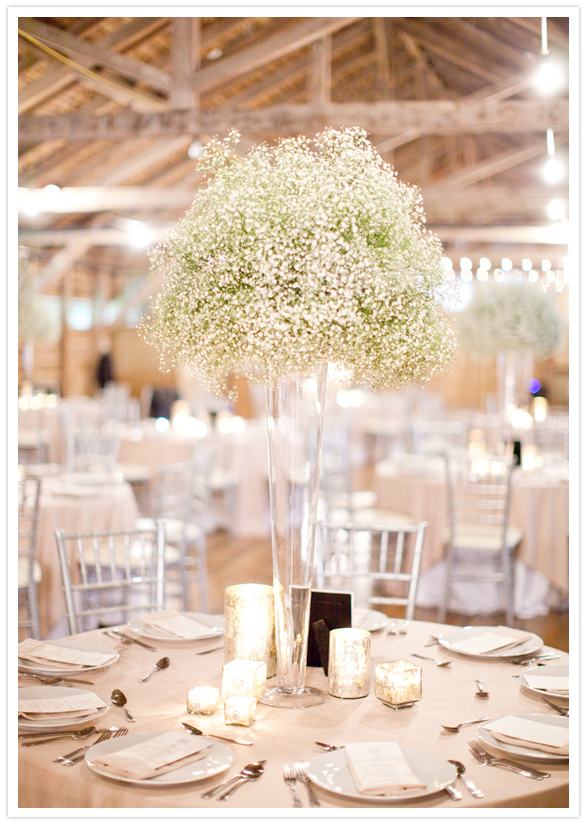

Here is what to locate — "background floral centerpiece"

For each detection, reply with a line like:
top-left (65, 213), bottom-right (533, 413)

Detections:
top-left (455, 280), bottom-right (563, 415)
top-left (141, 127), bottom-right (456, 395)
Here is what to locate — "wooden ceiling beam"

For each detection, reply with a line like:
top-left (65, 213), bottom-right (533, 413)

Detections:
top-left (18, 184), bottom-right (567, 222)
top-left (20, 222), bottom-right (570, 249)
top-left (19, 18), bottom-right (169, 113)
top-left (19, 99), bottom-right (569, 142)
top-left (442, 142), bottom-right (551, 187)
top-left (307, 36), bottom-right (332, 104)
top-left (18, 18), bottom-right (172, 94)
top-left (191, 17), bottom-right (360, 93)
top-left (170, 18), bottom-right (201, 109)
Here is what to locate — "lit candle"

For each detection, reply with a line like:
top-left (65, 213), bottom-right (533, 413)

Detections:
top-left (374, 660), bottom-right (422, 708)
top-left (186, 686), bottom-right (220, 715)
top-left (224, 696), bottom-right (257, 726)
top-left (221, 658), bottom-right (267, 700)
top-left (533, 396), bottom-right (548, 422)
top-left (224, 584), bottom-right (276, 677)
top-left (328, 628), bottom-right (370, 699)
top-left (522, 444), bottom-right (537, 470)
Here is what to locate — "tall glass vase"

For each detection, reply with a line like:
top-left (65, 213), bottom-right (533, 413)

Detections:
top-left (497, 351), bottom-right (533, 419)
top-left (261, 364), bottom-right (327, 709)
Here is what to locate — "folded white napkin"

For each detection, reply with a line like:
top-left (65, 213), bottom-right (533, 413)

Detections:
top-left (483, 716), bottom-right (569, 755)
top-left (448, 626), bottom-right (532, 655)
top-left (91, 731), bottom-right (211, 780)
top-left (525, 674), bottom-right (569, 695)
top-left (345, 742), bottom-right (426, 795)
top-left (18, 638), bottom-right (114, 669)
top-left (18, 691), bottom-right (107, 721)
top-left (141, 611), bottom-right (214, 638)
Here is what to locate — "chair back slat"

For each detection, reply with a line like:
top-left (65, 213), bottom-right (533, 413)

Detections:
top-left (315, 521), bottom-right (426, 620)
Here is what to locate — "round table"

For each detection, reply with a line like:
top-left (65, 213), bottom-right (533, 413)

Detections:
top-left (16, 619), bottom-right (570, 810)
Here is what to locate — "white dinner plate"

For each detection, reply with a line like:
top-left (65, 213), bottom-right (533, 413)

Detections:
top-left (477, 715), bottom-right (569, 763)
top-left (86, 732), bottom-right (233, 787)
top-left (520, 665), bottom-right (569, 703)
top-left (436, 625), bottom-right (543, 660)
top-left (128, 612), bottom-right (224, 642)
top-left (18, 686), bottom-right (109, 732)
top-left (353, 609), bottom-right (389, 633)
top-left (18, 638), bottom-right (119, 676)
top-left (307, 747), bottom-right (457, 803)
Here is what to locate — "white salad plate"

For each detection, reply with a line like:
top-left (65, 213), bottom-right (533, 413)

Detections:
top-left (307, 748), bottom-right (457, 803)
top-left (520, 665), bottom-right (569, 702)
top-left (436, 625), bottom-right (543, 660)
top-left (353, 609), bottom-right (389, 633)
top-left (128, 612), bottom-right (224, 642)
top-left (477, 715), bottom-right (569, 763)
top-left (18, 638), bottom-right (119, 676)
top-left (86, 733), bottom-right (233, 787)
top-left (18, 686), bottom-right (109, 732)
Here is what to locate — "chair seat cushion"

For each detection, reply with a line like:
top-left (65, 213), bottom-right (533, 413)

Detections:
top-left (18, 557), bottom-right (42, 588)
top-left (328, 507), bottom-right (415, 527)
top-left (135, 517), bottom-right (202, 543)
top-left (328, 490), bottom-right (377, 510)
top-left (450, 523), bottom-right (523, 552)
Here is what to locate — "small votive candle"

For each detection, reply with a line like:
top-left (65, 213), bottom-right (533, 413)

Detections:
top-left (375, 660), bottom-right (422, 708)
top-left (222, 658), bottom-right (267, 700)
top-left (224, 584), bottom-right (276, 677)
top-left (328, 628), bottom-right (371, 699)
top-left (186, 686), bottom-right (220, 715)
top-left (224, 695), bottom-right (256, 726)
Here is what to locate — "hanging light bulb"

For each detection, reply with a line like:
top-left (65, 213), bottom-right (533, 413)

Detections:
top-left (188, 138), bottom-right (203, 159)
top-left (547, 199), bottom-right (565, 220)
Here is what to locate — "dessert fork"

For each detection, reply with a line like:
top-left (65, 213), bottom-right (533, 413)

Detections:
top-left (293, 761), bottom-right (320, 807)
top-left (468, 740), bottom-right (550, 779)
top-left (283, 763), bottom-right (303, 806)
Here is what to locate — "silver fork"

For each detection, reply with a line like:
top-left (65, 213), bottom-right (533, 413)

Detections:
top-left (54, 728), bottom-right (127, 765)
top-left (283, 763), bottom-right (303, 806)
top-left (468, 740), bottom-right (550, 780)
top-left (293, 761), bottom-right (320, 807)
top-left (60, 727), bottom-right (129, 766)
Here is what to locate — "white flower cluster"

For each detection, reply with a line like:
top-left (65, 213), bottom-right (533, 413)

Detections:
top-left (141, 128), bottom-right (456, 396)
top-left (456, 281), bottom-right (563, 359)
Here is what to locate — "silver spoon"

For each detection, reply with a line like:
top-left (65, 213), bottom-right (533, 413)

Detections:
top-left (20, 726), bottom-right (100, 745)
top-left (475, 679), bottom-right (489, 698)
top-left (138, 656), bottom-right (170, 682)
top-left (314, 741), bottom-right (344, 751)
top-left (448, 760), bottom-right (484, 798)
top-left (111, 688), bottom-right (137, 722)
top-left (201, 761), bottom-right (267, 799)
top-left (441, 716), bottom-right (490, 733)
top-left (412, 653), bottom-right (452, 667)
top-left (181, 721), bottom-right (253, 746)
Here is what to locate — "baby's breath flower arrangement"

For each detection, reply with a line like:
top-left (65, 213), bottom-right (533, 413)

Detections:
top-left (456, 281), bottom-right (563, 359)
top-left (141, 127), bottom-right (456, 396)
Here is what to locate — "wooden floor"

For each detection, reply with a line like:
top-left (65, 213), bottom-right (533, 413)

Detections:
top-left (203, 530), bottom-right (569, 653)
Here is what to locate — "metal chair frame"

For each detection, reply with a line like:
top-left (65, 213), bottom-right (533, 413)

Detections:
top-left (315, 520), bottom-right (427, 620)
top-left (439, 454), bottom-right (521, 625)
top-left (55, 523), bottom-right (166, 635)
top-left (18, 476), bottom-right (42, 639)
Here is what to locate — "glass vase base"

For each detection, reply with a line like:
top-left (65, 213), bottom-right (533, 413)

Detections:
top-left (259, 685), bottom-right (327, 709)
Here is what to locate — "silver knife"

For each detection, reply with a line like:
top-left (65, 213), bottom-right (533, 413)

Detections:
top-left (444, 783), bottom-right (462, 801)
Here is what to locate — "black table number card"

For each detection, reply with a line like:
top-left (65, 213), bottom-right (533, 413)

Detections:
top-left (306, 589), bottom-right (353, 673)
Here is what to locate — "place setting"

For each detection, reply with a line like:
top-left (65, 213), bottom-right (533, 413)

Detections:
top-left (127, 610), bottom-right (225, 644)
top-left (18, 685), bottom-right (110, 733)
top-left (18, 638), bottom-right (119, 678)
top-left (434, 625), bottom-right (544, 661)
top-left (519, 664), bottom-right (569, 708)
top-left (472, 714), bottom-right (569, 764)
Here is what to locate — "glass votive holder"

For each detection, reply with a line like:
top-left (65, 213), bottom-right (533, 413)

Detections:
top-left (222, 658), bottom-right (267, 700)
top-left (186, 686), bottom-right (220, 715)
top-left (328, 628), bottom-right (371, 699)
top-left (224, 584), bottom-right (276, 677)
top-left (224, 695), bottom-right (257, 726)
top-left (374, 660), bottom-right (422, 709)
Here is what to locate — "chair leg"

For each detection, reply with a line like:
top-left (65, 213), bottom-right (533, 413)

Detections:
top-left (504, 550), bottom-right (515, 627)
top-left (437, 545), bottom-right (453, 623)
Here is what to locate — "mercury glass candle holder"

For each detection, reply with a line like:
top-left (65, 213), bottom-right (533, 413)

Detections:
top-left (221, 658), bottom-right (267, 700)
top-left (186, 686), bottom-right (220, 715)
top-left (328, 628), bottom-right (371, 699)
top-left (224, 696), bottom-right (257, 726)
top-left (374, 660), bottom-right (422, 709)
top-left (224, 583), bottom-right (276, 677)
